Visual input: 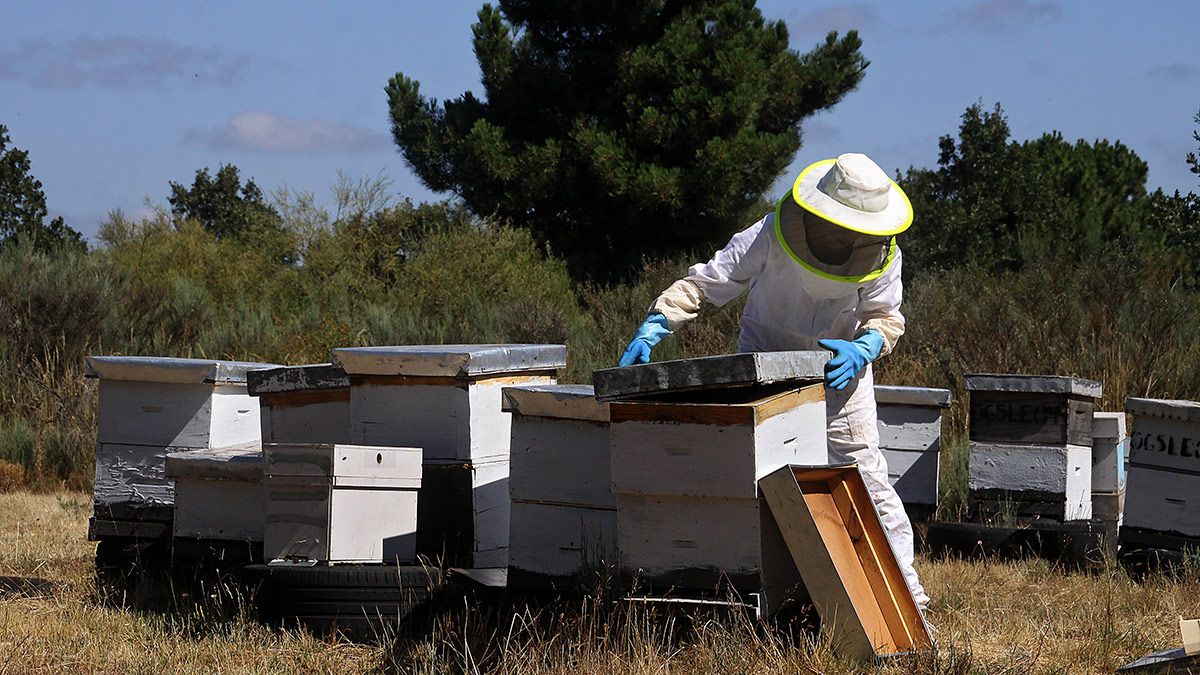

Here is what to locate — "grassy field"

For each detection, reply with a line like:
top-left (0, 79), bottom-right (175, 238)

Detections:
top-left (0, 491), bottom-right (1197, 674)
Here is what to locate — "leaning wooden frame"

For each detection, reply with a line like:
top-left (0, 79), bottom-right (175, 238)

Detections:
top-left (758, 463), bottom-right (933, 661)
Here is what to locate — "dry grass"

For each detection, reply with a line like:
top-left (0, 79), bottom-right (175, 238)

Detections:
top-left (0, 491), bottom-right (1197, 674)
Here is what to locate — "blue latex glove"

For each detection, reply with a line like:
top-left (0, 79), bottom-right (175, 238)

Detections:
top-left (818, 330), bottom-right (885, 391)
top-left (618, 313), bottom-right (672, 366)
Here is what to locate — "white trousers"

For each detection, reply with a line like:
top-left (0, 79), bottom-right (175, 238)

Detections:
top-left (824, 365), bottom-right (929, 609)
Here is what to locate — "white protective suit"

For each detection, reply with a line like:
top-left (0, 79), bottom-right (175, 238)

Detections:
top-left (649, 210), bottom-right (929, 609)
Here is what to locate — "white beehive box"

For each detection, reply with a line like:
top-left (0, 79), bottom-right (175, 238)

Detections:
top-left (965, 374), bottom-right (1101, 522)
top-left (166, 446), bottom-right (264, 544)
top-left (1122, 398), bottom-right (1200, 539)
top-left (86, 356), bottom-right (274, 522)
top-left (263, 443), bottom-right (422, 564)
top-left (503, 384), bottom-right (615, 583)
top-left (247, 363), bottom-right (350, 444)
top-left (334, 344), bottom-right (566, 567)
top-left (610, 383), bottom-right (827, 606)
top-left (1091, 412), bottom-right (1128, 523)
top-left (874, 385), bottom-right (951, 512)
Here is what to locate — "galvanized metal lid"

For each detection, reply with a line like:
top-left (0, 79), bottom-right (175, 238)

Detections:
top-left (331, 344), bottom-right (567, 378)
top-left (873, 385), bottom-right (952, 408)
top-left (85, 356), bottom-right (278, 384)
top-left (592, 351), bottom-right (827, 402)
top-left (164, 445), bottom-right (263, 482)
top-left (962, 373), bottom-right (1102, 398)
top-left (246, 363), bottom-right (350, 396)
top-left (501, 384), bottom-right (609, 422)
top-left (1125, 397), bottom-right (1200, 423)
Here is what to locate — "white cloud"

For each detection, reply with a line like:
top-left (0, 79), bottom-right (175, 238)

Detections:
top-left (0, 35), bottom-right (248, 89)
top-left (187, 111), bottom-right (390, 155)
top-left (954, 0), bottom-right (1062, 31)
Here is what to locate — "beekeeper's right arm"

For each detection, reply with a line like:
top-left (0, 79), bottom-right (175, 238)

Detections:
top-left (616, 218), bottom-right (769, 366)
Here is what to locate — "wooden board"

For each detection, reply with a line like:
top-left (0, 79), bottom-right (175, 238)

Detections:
top-left (881, 449), bottom-right (939, 507)
top-left (758, 464), bottom-right (932, 660)
top-left (501, 384), bottom-right (609, 423)
top-left (508, 501), bottom-right (617, 580)
top-left (509, 416), bottom-right (613, 507)
top-left (246, 363), bottom-right (349, 396)
top-left (173, 476), bottom-right (264, 542)
top-left (876, 404), bottom-right (943, 452)
top-left (592, 351), bottom-right (827, 402)
top-left (968, 442), bottom-right (1092, 520)
top-left (1128, 416), bottom-right (1200, 474)
top-left (332, 344), bottom-right (567, 378)
top-left (969, 391), bottom-right (1095, 446)
top-left (1123, 465), bottom-right (1200, 537)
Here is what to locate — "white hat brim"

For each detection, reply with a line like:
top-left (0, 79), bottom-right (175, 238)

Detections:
top-left (792, 159), bottom-right (913, 236)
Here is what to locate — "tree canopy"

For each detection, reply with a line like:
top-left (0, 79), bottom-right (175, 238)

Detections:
top-left (168, 164), bottom-right (281, 239)
top-left (387, 0), bottom-right (867, 279)
top-left (0, 125), bottom-right (85, 253)
top-left (899, 103), bottom-right (1165, 273)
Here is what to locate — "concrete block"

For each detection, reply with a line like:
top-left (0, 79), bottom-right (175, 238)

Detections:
top-left (592, 351), bottom-right (827, 402)
top-left (508, 501), bottom-right (616, 579)
top-left (332, 344), bottom-right (566, 378)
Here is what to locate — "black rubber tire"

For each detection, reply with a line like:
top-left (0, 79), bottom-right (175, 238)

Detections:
top-left (243, 564), bottom-right (441, 642)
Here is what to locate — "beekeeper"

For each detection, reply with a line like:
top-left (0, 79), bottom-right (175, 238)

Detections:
top-left (617, 153), bottom-right (928, 608)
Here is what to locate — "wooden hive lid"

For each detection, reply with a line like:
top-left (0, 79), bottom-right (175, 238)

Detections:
top-left (873, 385), bottom-right (952, 408)
top-left (592, 351), bottom-right (827, 402)
top-left (1125, 397), bottom-right (1200, 423)
top-left (963, 373), bottom-right (1102, 399)
top-left (501, 384), bottom-right (609, 422)
top-left (85, 356), bottom-right (279, 384)
top-left (246, 363), bottom-right (350, 396)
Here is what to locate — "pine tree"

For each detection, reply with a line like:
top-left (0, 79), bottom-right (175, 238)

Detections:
top-left (387, 0), bottom-right (867, 279)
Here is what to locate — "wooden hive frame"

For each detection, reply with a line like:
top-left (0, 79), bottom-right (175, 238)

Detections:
top-left (759, 463), bottom-right (932, 660)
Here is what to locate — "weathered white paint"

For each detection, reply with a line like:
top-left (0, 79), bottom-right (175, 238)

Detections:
top-left (96, 380), bottom-right (261, 449)
top-left (880, 449), bottom-right (939, 506)
top-left (508, 501), bottom-right (617, 577)
top-left (968, 442), bottom-right (1092, 520)
top-left (875, 405), bottom-right (942, 452)
top-left (93, 443), bottom-right (180, 506)
top-left (873, 385), bottom-right (952, 408)
top-left (328, 488), bottom-right (419, 563)
top-left (172, 476), bottom-right (264, 542)
top-left (85, 356), bottom-right (273, 384)
top-left (617, 493), bottom-right (761, 578)
top-left (261, 398), bottom-right (351, 444)
top-left (610, 396), bottom-right (826, 499)
top-left (509, 416), bottom-right (613, 507)
top-left (332, 344), bottom-right (567, 378)
top-left (1123, 466), bottom-right (1200, 537)
top-left (1092, 412), bottom-right (1127, 493)
top-left (1127, 415), bottom-right (1200, 474)
top-left (263, 478), bottom-right (330, 562)
top-left (473, 458), bottom-right (511, 567)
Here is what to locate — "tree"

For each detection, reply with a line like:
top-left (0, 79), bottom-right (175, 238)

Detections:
top-left (168, 164), bottom-right (296, 264)
top-left (387, 0), bottom-right (868, 279)
top-left (1189, 107), bottom-right (1200, 185)
top-left (899, 103), bottom-right (1156, 273)
top-left (0, 125), bottom-right (85, 252)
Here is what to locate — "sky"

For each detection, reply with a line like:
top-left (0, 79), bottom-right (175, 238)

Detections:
top-left (2, 1), bottom-right (1198, 241)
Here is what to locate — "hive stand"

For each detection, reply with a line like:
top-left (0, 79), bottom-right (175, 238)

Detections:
top-left (247, 363), bottom-right (351, 444)
top-left (333, 344), bottom-right (567, 568)
top-left (503, 384), bottom-right (614, 591)
top-left (873, 385), bottom-right (951, 524)
top-left (1120, 398), bottom-right (1200, 572)
top-left (85, 356), bottom-right (275, 572)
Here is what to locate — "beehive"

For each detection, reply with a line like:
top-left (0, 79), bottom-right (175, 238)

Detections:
top-left (874, 385), bottom-right (951, 518)
top-left (965, 374), bottom-right (1101, 522)
top-left (263, 443), bottom-right (422, 564)
top-left (85, 356), bottom-right (274, 537)
top-left (1122, 398), bottom-right (1200, 543)
top-left (247, 363), bottom-right (350, 444)
top-left (333, 344), bottom-right (566, 567)
top-left (1091, 412), bottom-right (1127, 524)
top-left (609, 383), bottom-right (827, 610)
top-left (166, 446), bottom-right (264, 559)
top-left (503, 384), bottom-right (614, 586)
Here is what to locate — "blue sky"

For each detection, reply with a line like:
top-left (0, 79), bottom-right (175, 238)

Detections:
top-left (2, 1), bottom-right (1198, 241)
